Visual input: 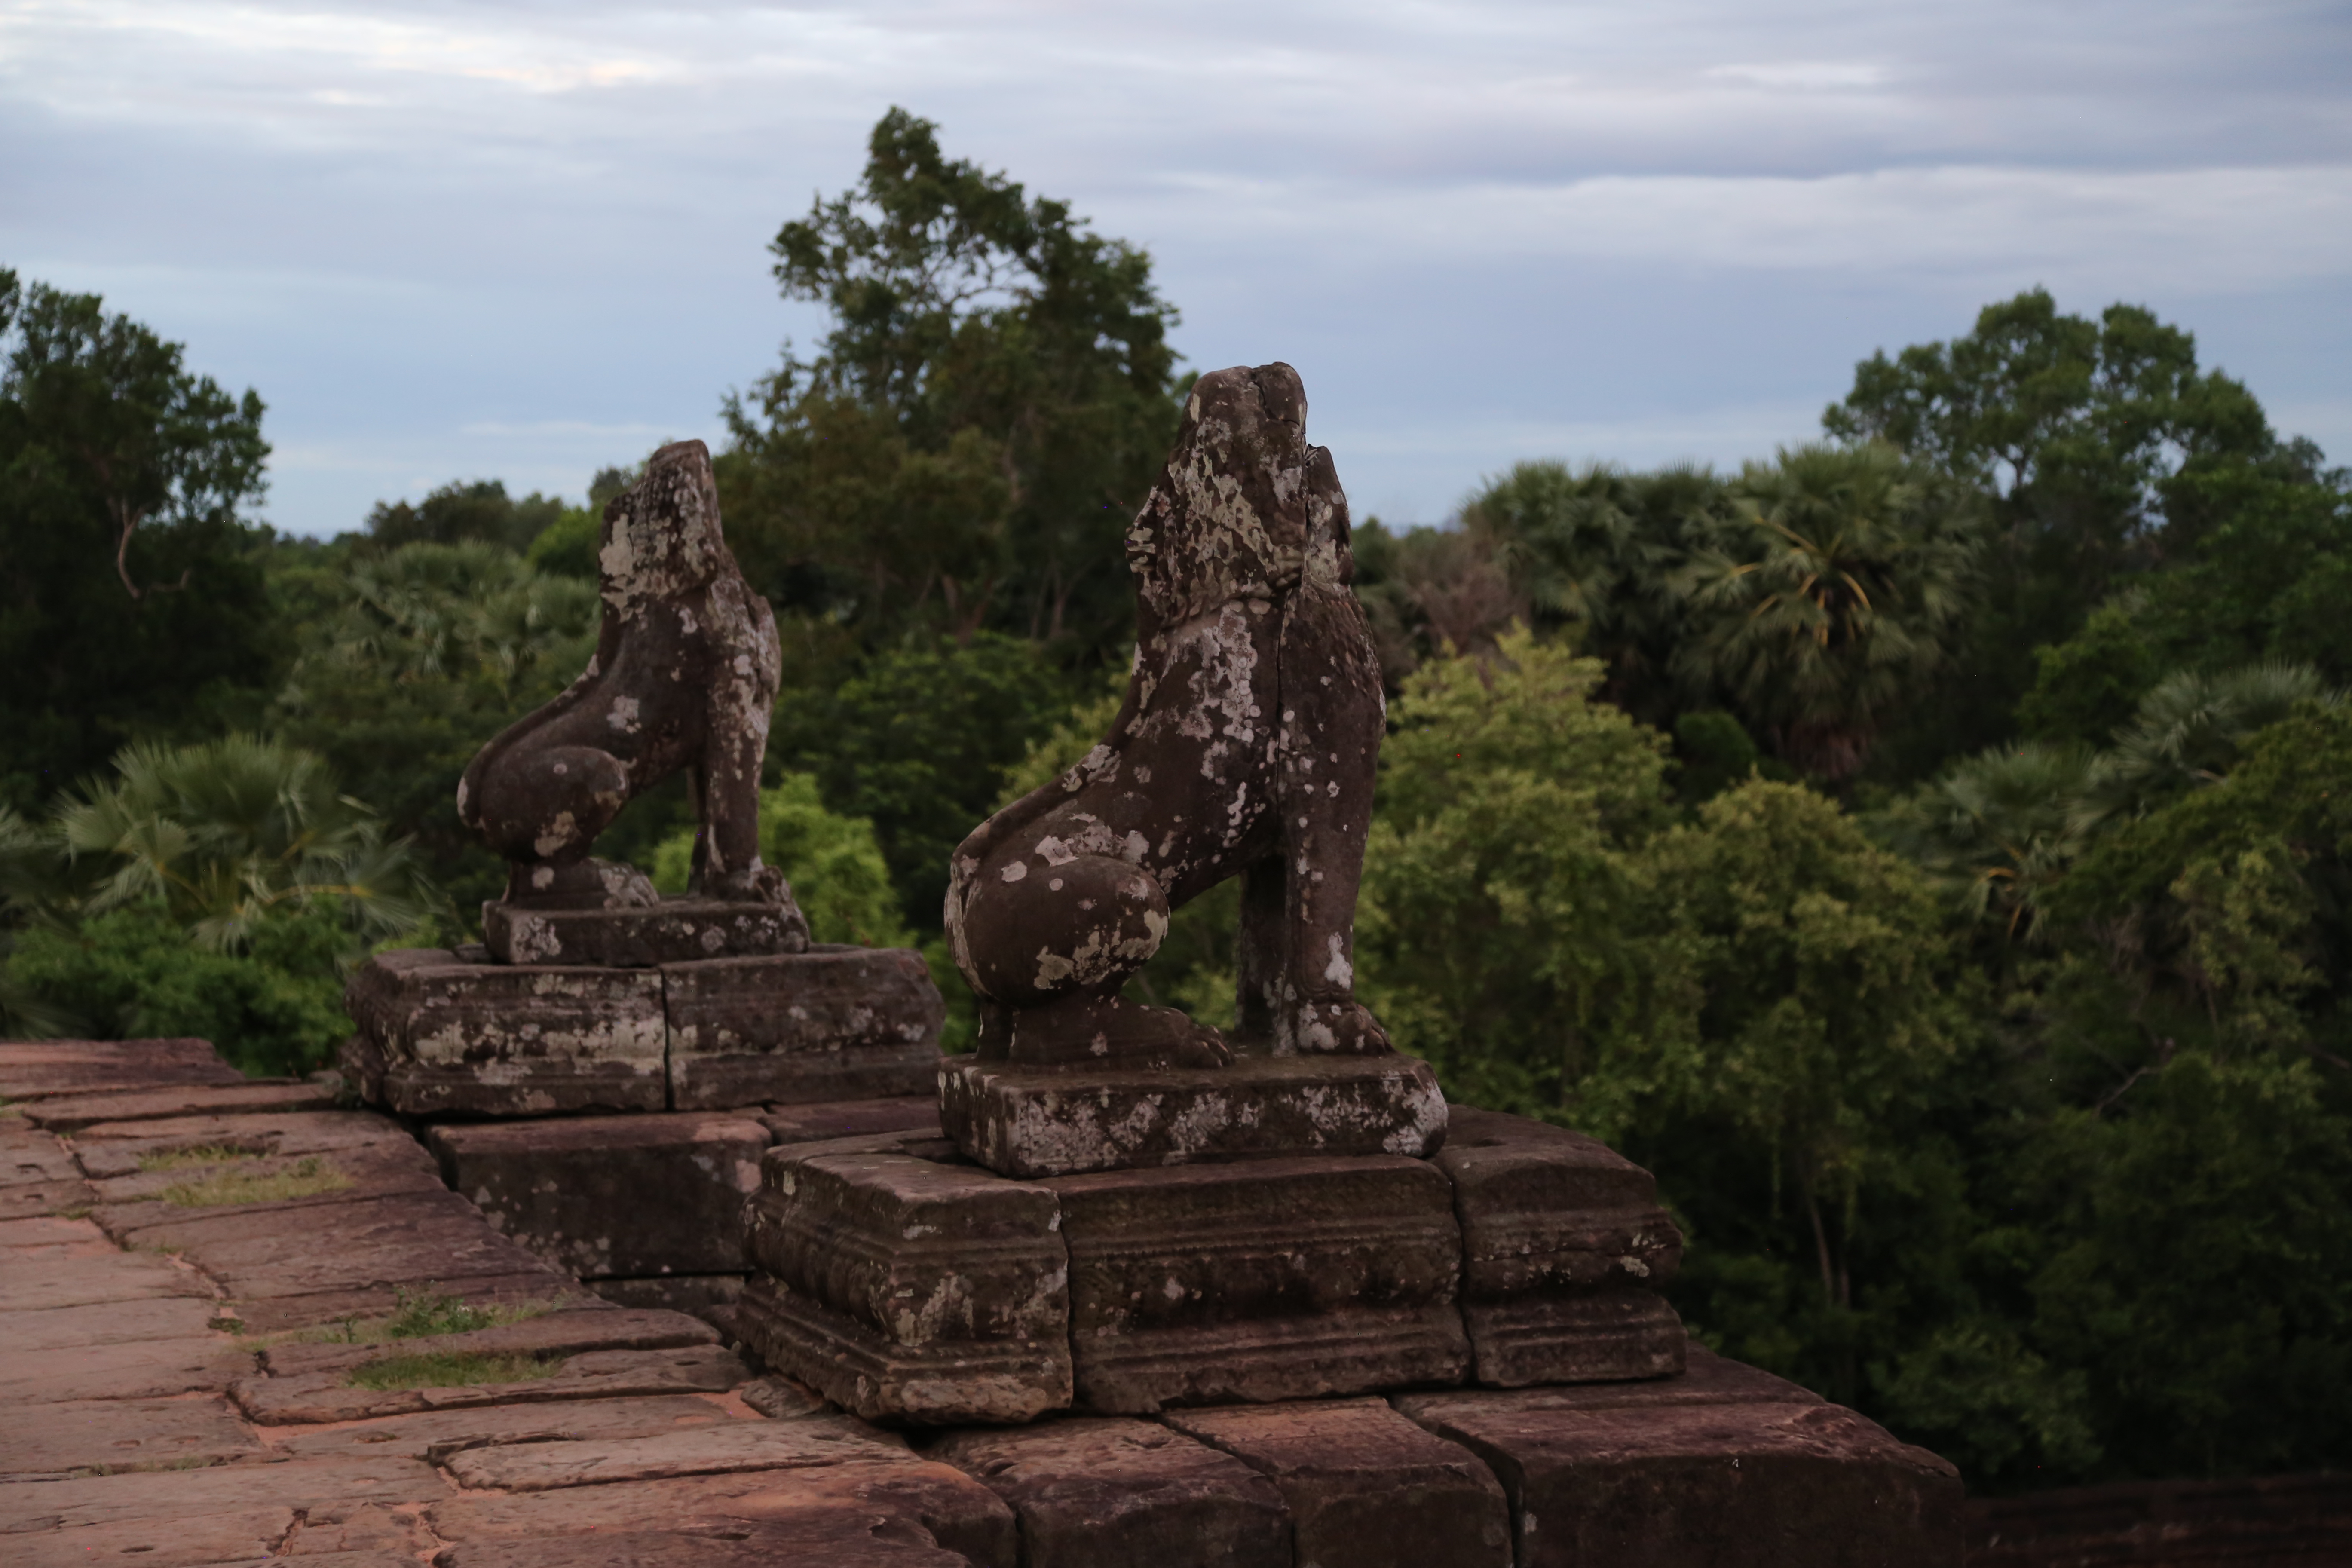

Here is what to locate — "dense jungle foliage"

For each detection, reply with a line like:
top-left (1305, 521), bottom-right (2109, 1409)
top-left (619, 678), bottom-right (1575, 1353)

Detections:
top-left (6, 110), bottom-right (2350, 1495)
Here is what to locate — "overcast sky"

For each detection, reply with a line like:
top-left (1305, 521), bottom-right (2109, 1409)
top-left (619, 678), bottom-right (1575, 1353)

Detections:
top-left (6, 0), bottom-right (2348, 535)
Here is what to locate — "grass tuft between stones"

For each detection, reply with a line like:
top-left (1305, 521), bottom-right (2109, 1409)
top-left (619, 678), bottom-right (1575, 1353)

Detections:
top-left (136, 1143), bottom-right (265, 1173)
top-left (346, 1349), bottom-right (563, 1390)
top-left (162, 1155), bottom-right (352, 1207)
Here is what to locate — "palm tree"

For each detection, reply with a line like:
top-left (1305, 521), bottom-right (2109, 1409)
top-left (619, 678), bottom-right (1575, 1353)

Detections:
top-left (2076, 663), bottom-right (2340, 828)
top-left (1674, 441), bottom-right (1980, 782)
top-left (1879, 742), bottom-right (2098, 943)
top-left (49, 735), bottom-right (426, 951)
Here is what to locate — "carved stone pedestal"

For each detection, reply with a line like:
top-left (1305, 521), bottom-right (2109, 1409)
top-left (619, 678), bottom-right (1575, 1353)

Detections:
top-left (482, 896), bottom-right (808, 968)
top-left (938, 1052), bottom-right (1449, 1179)
top-left (733, 1105), bottom-right (1685, 1427)
top-left (344, 944), bottom-right (943, 1118)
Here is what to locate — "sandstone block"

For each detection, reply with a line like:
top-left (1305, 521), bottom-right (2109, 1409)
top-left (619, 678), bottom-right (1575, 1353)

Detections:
top-left (19, 1080), bottom-right (336, 1133)
top-left (439, 1413), bottom-right (908, 1491)
top-left (1397, 1368), bottom-right (1963, 1568)
top-left (348, 949), bottom-right (666, 1116)
top-left (234, 1344), bottom-right (749, 1425)
top-left (1048, 1154), bottom-right (1469, 1412)
top-left (588, 1274), bottom-right (746, 1335)
top-left (0, 1394), bottom-right (262, 1479)
top-left (267, 1395), bottom-right (741, 1460)
top-left (738, 1146), bottom-right (1069, 1425)
top-left (431, 1113), bottom-right (766, 1278)
top-left (664, 946), bottom-right (943, 1109)
top-left (1438, 1106), bottom-right (1687, 1385)
top-left (1165, 1396), bottom-right (1512, 1568)
top-left (484, 897), bottom-right (809, 968)
top-left (931, 1417), bottom-right (1290, 1568)
top-left (939, 1051), bottom-right (1448, 1178)
top-left (761, 1095), bottom-right (941, 1145)
top-left (0, 1038), bottom-right (239, 1101)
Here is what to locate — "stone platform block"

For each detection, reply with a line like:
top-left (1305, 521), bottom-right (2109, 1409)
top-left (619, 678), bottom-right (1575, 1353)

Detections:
top-left (0, 1037), bottom-right (240, 1101)
top-left (1439, 1105), bottom-right (1687, 1386)
top-left (763, 1096), bottom-right (941, 1146)
top-left (738, 1144), bottom-right (1070, 1425)
top-left (430, 1113), bottom-right (767, 1278)
top-left (347, 946), bottom-right (943, 1118)
top-left (939, 1051), bottom-right (1448, 1178)
top-left (1395, 1352), bottom-right (1963, 1568)
top-left (348, 949), bottom-right (667, 1116)
top-left (665, 946), bottom-right (943, 1109)
top-left (1049, 1153), bottom-right (1469, 1412)
top-left (931, 1418), bottom-right (1290, 1568)
top-left (484, 897), bottom-right (807, 968)
top-left (1165, 1396), bottom-right (1512, 1568)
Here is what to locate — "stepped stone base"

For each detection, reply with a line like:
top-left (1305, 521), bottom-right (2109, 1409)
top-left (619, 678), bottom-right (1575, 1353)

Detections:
top-left (344, 946), bottom-right (942, 1118)
top-left (737, 1106), bottom-right (1681, 1424)
top-left (483, 897), bottom-right (808, 968)
top-left (939, 1051), bottom-right (1449, 1179)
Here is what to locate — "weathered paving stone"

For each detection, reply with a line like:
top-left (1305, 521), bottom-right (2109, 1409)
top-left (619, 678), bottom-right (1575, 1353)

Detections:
top-left (0, 1338), bottom-right (252, 1406)
top-left (940, 1052), bottom-right (1448, 1178)
top-left (1394, 1360), bottom-right (1964, 1568)
top-left (761, 1095), bottom-right (940, 1145)
top-left (0, 1394), bottom-right (264, 1478)
top-left (0, 1245), bottom-right (215, 1313)
top-left (424, 1465), bottom-right (1016, 1568)
top-left (162, 1189), bottom-right (568, 1303)
top-left (236, 1344), bottom-right (749, 1424)
top-left (740, 1143), bottom-right (1070, 1425)
top-left (1164, 1396), bottom-right (1512, 1568)
top-left (0, 1454), bottom-right (443, 1533)
top-left (484, 897), bottom-right (808, 968)
top-left (1391, 1343), bottom-right (1822, 1420)
top-left (430, 1113), bottom-right (768, 1277)
top-left (9, 1509), bottom-right (303, 1568)
top-left (1048, 1154), bottom-right (1470, 1413)
top-left (91, 1140), bottom-right (449, 1243)
top-left (266, 1394), bottom-right (745, 1460)
top-left (0, 1178), bottom-right (95, 1220)
top-left (931, 1416), bottom-right (1292, 1568)
top-left (1436, 1106), bottom-right (1687, 1386)
top-left (258, 1305), bottom-right (715, 1378)
top-left (19, 1080), bottom-right (336, 1133)
top-left (225, 1272), bottom-right (592, 1337)
top-left (3, 1125), bottom-right (88, 1184)
top-left (664, 946), bottom-right (944, 1109)
top-left (433, 1521), bottom-right (973, 1568)
top-left (439, 1413), bottom-right (910, 1490)
top-left (67, 1108), bottom-right (415, 1179)
top-left (347, 949), bottom-right (668, 1116)
top-left (588, 1273), bottom-right (746, 1335)
top-left (2, 1294), bottom-right (227, 1351)
top-left (0, 1038), bottom-right (240, 1101)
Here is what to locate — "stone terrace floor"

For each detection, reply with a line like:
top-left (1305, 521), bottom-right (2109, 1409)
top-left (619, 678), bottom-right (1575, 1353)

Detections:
top-left (1, 1038), bottom-right (1965, 1568)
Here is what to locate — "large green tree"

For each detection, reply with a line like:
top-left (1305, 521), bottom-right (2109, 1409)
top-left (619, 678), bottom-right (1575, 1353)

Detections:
top-left (720, 107), bottom-right (1183, 661)
top-left (0, 271), bottom-right (277, 808)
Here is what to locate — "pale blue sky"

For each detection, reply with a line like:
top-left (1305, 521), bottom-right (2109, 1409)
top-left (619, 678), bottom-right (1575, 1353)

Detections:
top-left (6, 0), bottom-right (2348, 535)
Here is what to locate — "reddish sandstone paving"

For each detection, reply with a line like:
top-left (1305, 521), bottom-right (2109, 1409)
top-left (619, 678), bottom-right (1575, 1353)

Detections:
top-left (2, 1041), bottom-right (1969, 1567)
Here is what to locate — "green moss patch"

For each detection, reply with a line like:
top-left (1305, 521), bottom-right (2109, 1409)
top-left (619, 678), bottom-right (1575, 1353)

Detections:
top-left (346, 1350), bottom-right (562, 1391)
top-left (162, 1155), bottom-right (352, 1207)
top-left (136, 1144), bottom-right (264, 1173)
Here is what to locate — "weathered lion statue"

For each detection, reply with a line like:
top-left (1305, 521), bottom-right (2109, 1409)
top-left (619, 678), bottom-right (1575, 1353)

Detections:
top-left (945, 363), bottom-right (1390, 1069)
top-left (458, 438), bottom-right (795, 916)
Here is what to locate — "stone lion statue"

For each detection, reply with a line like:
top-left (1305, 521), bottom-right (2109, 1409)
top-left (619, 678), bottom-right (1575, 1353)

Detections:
top-left (458, 438), bottom-right (794, 916)
top-left (945, 363), bottom-right (1390, 1069)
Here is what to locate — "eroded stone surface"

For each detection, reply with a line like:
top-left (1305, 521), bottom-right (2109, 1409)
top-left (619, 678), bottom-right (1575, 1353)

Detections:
top-left (1051, 1154), bottom-right (1468, 1412)
top-left (264, 1395), bottom-right (743, 1460)
top-left (92, 1140), bottom-right (448, 1244)
top-left (431, 1113), bottom-right (766, 1278)
top-left (1165, 1396), bottom-right (1512, 1568)
top-left (0, 1038), bottom-right (239, 1101)
top-left (944, 364), bottom-right (1392, 1080)
top-left (1438, 1106), bottom-right (1687, 1386)
top-left (589, 1274), bottom-right (747, 1335)
top-left (931, 1417), bottom-right (1291, 1568)
top-left (666, 947), bottom-right (944, 1108)
top-left (761, 1096), bottom-right (941, 1146)
top-left (940, 1051), bottom-right (1447, 1179)
top-left (257, 1306), bottom-right (712, 1378)
top-left (20, 1080), bottom-right (336, 1133)
top-left (1398, 1377), bottom-right (1963, 1568)
top-left (236, 1344), bottom-right (748, 1425)
top-left (441, 1414), bottom-right (908, 1490)
top-left (484, 898), bottom-right (808, 969)
top-left (0, 1394), bottom-right (262, 1478)
top-left (739, 1146), bottom-right (1069, 1425)
top-left (346, 950), bottom-right (667, 1116)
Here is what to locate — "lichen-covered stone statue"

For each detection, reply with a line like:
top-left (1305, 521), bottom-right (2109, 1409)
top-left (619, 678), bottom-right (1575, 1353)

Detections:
top-left (458, 438), bottom-right (809, 964)
top-left (946, 364), bottom-right (1388, 1069)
